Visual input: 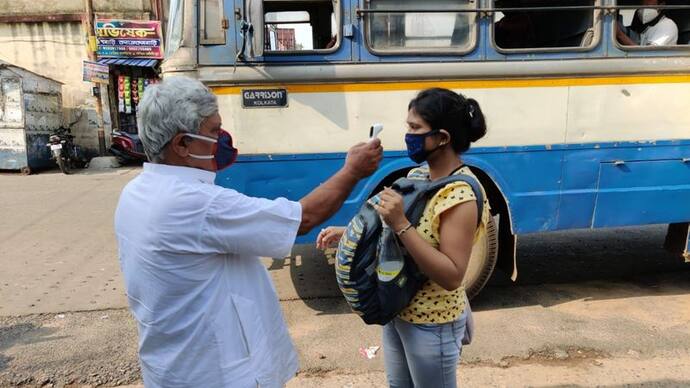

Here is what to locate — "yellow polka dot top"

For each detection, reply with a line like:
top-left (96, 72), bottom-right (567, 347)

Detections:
top-left (398, 165), bottom-right (490, 324)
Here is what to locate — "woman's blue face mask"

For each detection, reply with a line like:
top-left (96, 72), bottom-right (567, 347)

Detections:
top-left (405, 129), bottom-right (440, 164)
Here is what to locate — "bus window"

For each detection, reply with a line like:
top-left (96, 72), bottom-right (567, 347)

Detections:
top-left (365, 0), bottom-right (477, 54)
top-left (263, 1), bottom-right (339, 53)
top-left (615, 0), bottom-right (690, 48)
top-left (493, 0), bottom-right (600, 51)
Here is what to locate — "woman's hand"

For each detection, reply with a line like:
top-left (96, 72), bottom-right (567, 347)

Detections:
top-left (375, 188), bottom-right (410, 233)
top-left (316, 227), bottom-right (346, 250)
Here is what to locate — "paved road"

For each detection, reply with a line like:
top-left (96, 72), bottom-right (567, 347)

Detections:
top-left (1, 168), bottom-right (690, 387)
top-left (0, 168), bottom-right (136, 316)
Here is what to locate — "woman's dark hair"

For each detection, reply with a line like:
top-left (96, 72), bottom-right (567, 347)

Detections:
top-left (408, 88), bottom-right (487, 154)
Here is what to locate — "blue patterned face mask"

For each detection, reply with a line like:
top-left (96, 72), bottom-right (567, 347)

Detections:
top-left (405, 129), bottom-right (440, 164)
top-left (186, 129), bottom-right (239, 171)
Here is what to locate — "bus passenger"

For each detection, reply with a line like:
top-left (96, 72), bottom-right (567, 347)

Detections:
top-left (114, 77), bottom-right (383, 388)
top-left (494, 12), bottom-right (537, 49)
top-left (617, 0), bottom-right (679, 46)
top-left (318, 88), bottom-right (490, 388)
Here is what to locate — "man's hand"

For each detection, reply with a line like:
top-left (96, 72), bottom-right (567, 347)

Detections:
top-left (616, 25), bottom-right (626, 40)
top-left (343, 139), bottom-right (383, 180)
top-left (297, 139), bottom-right (383, 235)
top-left (616, 24), bottom-right (637, 46)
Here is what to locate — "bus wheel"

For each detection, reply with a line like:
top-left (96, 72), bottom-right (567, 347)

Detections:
top-left (464, 215), bottom-right (499, 299)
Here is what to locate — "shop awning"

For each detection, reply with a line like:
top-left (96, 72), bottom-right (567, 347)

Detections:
top-left (97, 58), bottom-right (159, 67)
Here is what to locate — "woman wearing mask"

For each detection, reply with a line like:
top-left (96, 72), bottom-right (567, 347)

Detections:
top-left (317, 88), bottom-right (490, 387)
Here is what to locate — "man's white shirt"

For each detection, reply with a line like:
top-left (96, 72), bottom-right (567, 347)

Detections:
top-left (115, 163), bottom-right (302, 387)
top-left (641, 17), bottom-right (679, 46)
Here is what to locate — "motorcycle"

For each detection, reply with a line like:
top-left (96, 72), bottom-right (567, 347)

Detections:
top-left (109, 130), bottom-right (147, 165)
top-left (46, 128), bottom-right (86, 174)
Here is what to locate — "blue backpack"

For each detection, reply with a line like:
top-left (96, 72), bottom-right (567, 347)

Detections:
top-left (335, 171), bottom-right (484, 325)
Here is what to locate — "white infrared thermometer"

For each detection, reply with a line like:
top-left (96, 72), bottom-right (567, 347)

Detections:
top-left (369, 123), bottom-right (384, 139)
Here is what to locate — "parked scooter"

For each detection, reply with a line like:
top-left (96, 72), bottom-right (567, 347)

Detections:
top-left (46, 128), bottom-right (87, 174)
top-left (110, 130), bottom-right (147, 165)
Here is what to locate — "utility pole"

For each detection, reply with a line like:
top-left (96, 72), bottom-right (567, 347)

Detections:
top-left (83, 0), bottom-right (107, 156)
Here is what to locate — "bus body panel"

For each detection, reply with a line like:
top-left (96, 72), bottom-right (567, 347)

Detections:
top-left (166, 0), bottom-right (690, 244)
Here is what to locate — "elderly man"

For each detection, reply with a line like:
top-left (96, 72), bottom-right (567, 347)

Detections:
top-left (114, 77), bottom-right (383, 387)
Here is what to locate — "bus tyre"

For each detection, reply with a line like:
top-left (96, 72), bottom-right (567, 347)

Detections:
top-left (464, 215), bottom-right (499, 299)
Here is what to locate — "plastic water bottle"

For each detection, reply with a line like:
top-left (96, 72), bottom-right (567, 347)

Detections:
top-left (376, 224), bottom-right (405, 283)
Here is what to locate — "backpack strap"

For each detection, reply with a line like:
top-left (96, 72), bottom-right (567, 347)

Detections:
top-left (425, 174), bottom-right (485, 227)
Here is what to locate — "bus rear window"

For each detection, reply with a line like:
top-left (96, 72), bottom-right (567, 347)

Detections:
top-left (264, 1), bottom-right (338, 53)
top-left (365, 0), bottom-right (477, 54)
top-left (493, 0), bottom-right (600, 51)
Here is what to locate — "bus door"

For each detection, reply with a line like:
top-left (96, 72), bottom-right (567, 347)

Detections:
top-left (197, 0), bottom-right (238, 65)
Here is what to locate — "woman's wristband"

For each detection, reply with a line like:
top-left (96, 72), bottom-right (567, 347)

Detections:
top-left (395, 223), bottom-right (413, 236)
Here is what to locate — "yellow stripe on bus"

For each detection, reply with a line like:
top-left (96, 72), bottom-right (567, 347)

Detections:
top-left (211, 74), bottom-right (690, 95)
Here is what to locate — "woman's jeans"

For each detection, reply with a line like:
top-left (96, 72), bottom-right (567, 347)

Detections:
top-left (382, 310), bottom-right (468, 388)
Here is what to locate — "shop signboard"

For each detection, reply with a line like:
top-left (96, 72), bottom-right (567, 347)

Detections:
top-left (82, 60), bottom-right (110, 84)
top-left (95, 19), bottom-right (164, 59)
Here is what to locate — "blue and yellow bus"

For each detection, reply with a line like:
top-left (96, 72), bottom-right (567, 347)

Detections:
top-left (163, 0), bottom-right (690, 296)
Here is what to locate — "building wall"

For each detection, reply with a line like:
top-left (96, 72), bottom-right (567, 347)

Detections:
top-left (0, 0), bottom-right (151, 16)
top-left (0, 0), bottom-right (155, 154)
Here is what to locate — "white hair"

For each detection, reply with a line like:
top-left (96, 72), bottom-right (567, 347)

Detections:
top-left (137, 76), bottom-right (218, 163)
